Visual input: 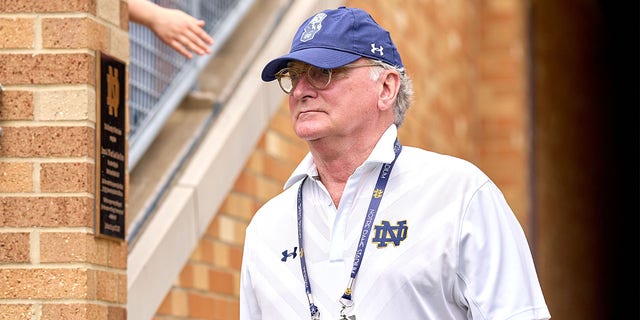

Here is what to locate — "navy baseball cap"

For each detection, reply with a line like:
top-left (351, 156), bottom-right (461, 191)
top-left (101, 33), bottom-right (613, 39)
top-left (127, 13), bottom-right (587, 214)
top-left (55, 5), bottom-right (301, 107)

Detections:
top-left (261, 6), bottom-right (404, 81)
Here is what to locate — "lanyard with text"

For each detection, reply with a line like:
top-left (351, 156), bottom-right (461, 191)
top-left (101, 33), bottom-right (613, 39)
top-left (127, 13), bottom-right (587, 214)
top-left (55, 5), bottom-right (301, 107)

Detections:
top-left (296, 139), bottom-right (402, 320)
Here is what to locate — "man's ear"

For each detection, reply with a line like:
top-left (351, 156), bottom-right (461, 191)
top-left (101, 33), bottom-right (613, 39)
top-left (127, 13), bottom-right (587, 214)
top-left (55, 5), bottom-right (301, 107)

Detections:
top-left (378, 70), bottom-right (400, 111)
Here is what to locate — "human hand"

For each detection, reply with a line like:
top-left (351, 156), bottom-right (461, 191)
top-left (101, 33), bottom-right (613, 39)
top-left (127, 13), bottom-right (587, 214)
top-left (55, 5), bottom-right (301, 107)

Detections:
top-left (149, 6), bottom-right (215, 59)
top-left (129, 0), bottom-right (215, 59)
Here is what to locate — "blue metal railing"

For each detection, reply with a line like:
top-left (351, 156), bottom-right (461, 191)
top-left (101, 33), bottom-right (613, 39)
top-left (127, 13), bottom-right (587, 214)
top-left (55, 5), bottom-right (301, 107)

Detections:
top-left (128, 0), bottom-right (254, 169)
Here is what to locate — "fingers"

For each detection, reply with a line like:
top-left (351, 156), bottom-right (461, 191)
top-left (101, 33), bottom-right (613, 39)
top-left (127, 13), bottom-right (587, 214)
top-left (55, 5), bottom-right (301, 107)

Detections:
top-left (192, 20), bottom-right (214, 45)
top-left (169, 32), bottom-right (211, 59)
top-left (183, 22), bottom-right (214, 56)
top-left (169, 27), bottom-right (215, 59)
top-left (155, 9), bottom-right (215, 59)
top-left (169, 40), bottom-right (193, 59)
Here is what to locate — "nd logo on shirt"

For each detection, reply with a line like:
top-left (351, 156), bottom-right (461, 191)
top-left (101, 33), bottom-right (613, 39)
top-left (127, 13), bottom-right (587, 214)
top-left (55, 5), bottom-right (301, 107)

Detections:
top-left (372, 220), bottom-right (408, 248)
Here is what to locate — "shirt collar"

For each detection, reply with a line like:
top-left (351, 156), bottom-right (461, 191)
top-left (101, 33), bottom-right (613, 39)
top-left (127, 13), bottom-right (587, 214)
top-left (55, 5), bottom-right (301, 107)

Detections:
top-left (284, 124), bottom-right (399, 189)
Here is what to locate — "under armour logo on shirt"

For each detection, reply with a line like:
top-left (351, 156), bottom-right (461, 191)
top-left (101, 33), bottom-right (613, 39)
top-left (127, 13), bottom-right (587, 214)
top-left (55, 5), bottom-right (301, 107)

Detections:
top-left (281, 247), bottom-right (298, 262)
top-left (371, 43), bottom-right (384, 56)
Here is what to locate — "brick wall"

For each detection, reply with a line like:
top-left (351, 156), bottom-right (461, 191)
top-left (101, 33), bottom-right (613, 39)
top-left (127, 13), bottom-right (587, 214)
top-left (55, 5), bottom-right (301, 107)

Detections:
top-left (0, 0), bottom-right (129, 319)
top-left (473, 0), bottom-right (530, 231)
top-left (152, 1), bottom-right (532, 319)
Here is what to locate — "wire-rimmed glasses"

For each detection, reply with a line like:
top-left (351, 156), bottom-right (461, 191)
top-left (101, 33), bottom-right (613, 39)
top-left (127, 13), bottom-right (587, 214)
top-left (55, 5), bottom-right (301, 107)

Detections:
top-left (274, 62), bottom-right (380, 95)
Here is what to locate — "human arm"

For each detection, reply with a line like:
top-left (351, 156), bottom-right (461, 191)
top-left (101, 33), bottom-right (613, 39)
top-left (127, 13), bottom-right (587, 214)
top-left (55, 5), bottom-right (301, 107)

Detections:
top-left (128, 0), bottom-right (214, 59)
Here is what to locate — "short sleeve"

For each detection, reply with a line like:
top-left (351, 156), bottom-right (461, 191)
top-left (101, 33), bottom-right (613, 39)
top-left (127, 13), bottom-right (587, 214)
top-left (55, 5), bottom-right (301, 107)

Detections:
top-left (455, 181), bottom-right (551, 320)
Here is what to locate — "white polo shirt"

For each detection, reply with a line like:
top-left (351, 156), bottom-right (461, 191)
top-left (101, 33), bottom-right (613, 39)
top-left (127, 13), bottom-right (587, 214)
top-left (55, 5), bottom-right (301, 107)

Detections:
top-left (240, 125), bottom-right (550, 320)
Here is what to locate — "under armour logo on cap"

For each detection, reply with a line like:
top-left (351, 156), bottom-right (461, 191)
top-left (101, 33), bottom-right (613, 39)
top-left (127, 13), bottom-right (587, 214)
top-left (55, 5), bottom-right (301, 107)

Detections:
top-left (371, 43), bottom-right (384, 56)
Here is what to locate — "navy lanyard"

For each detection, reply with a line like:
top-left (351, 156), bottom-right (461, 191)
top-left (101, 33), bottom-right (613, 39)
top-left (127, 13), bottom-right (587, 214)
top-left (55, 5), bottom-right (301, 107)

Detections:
top-left (296, 139), bottom-right (402, 319)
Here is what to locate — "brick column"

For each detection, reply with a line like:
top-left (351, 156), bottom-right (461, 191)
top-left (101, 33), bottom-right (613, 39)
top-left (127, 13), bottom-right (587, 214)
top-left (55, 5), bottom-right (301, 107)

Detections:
top-left (0, 1), bottom-right (129, 319)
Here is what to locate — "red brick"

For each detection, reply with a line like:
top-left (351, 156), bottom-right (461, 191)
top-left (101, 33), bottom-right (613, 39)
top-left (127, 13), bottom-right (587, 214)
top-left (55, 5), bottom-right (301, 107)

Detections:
top-left (209, 269), bottom-right (234, 296)
top-left (96, 270), bottom-right (119, 302)
top-left (0, 126), bottom-right (94, 158)
top-left (0, 54), bottom-right (95, 85)
top-left (229, 245), bottom-right (243, 270)
top-left (39, 232), bottom-right (105, 264)
top-left (0, 268), bottom-right (92, 299)
top-left (0, 162), bottom-right (33, 192)
top-left (0, 18), bottom-right (34, 49)
top-left (187, 291), bottom-right (215, 320)
top-left (40, 162), bottom-right (94, 193)
top-left (3, 0), bottom-right (97, 13)
top-left (42, 17), bottom-right (108, 50)
top-left (106, 306), bottom-right (126, 320)
top-left (0, 90), bottom-right (34, 120)
top-left (178, 264), bottom-right (194, 288)
top-left (0, 196), bottom-right (93, 228)
top-left (41, 303), bottom-right (107, 320)
top-left (0, 232), bottom-right (30, 263)
top-left (107, 240), bottom-right (127, 269)
top-left (0, 304), bottom-right (32, 320)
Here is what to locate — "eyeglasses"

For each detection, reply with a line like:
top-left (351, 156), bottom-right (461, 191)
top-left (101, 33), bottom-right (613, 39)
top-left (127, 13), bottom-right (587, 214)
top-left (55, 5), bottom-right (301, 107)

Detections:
top-left (274, 62), bottom-right (380, 94)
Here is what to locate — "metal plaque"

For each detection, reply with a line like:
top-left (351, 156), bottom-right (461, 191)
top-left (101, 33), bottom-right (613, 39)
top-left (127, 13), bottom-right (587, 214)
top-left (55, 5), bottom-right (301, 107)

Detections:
top-left (95, 51), bottom-right (127, 241)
